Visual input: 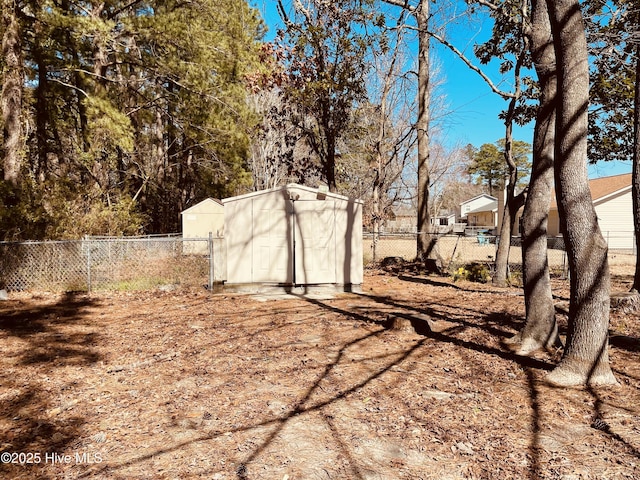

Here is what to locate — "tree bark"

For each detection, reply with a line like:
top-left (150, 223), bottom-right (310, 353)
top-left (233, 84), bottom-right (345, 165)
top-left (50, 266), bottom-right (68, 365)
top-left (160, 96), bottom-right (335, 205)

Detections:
top-left (416, 0), bottom-right (433, 263)
top-left (545, 0), bottom-right (616, 386)
top-left (493, 107), bottom-right (519, 286)
top-left (632, 11), bottom-right (640, 293)
top-left (508, 0), bottom-right (559, 354)
top-left (2, 0), bottom-right (23, 186)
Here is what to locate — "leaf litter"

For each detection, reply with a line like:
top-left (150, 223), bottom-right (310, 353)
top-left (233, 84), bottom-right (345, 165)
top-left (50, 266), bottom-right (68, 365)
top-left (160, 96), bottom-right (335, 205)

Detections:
top-left (0, 267), bottom-right (639, 479)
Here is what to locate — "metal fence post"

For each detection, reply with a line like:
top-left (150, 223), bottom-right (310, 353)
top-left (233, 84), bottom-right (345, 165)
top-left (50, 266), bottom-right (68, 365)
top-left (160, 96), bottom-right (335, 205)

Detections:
top-left (85, 236), bottom-right (92, 293)
top-left (208, 232), bottom-right (214, 291)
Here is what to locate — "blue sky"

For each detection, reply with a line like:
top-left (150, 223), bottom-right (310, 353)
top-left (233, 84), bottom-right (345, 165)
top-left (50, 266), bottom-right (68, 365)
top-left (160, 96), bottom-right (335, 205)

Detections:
top-left (254, 0), bottom-right (632, 179)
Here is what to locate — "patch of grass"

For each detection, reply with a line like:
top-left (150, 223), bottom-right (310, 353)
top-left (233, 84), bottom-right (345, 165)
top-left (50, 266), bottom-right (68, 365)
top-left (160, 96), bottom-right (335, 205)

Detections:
top-left (101, 277), bottom-right (169, 292)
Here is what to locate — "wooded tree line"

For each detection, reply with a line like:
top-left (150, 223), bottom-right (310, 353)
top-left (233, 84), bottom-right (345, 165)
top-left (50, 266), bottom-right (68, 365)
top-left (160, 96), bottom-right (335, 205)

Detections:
top-left (0, 0), bottom-right (264, 238)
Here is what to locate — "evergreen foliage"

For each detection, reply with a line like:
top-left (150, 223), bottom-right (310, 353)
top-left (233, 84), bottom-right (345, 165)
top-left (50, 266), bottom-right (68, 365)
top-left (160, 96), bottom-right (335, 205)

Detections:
top-left (466, 139), bottom-right (531, 196)
top-left (584, 0), bottom-right (638, 164)
top-left (0, 0), bottom-right (264, 239)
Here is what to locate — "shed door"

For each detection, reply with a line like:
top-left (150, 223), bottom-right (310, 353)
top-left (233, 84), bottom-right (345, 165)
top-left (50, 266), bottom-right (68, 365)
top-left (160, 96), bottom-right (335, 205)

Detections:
top-left (252, 199), bottom-right (291, 283)
top-left (295, 200), bottom-right (336, 284)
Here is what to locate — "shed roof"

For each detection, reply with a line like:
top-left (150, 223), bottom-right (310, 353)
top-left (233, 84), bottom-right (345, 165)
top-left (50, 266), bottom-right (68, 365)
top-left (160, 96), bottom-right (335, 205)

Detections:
top-left (550, 173), bottom-right (632, 209)
top-left (221, 183), bottom-right (362, 204)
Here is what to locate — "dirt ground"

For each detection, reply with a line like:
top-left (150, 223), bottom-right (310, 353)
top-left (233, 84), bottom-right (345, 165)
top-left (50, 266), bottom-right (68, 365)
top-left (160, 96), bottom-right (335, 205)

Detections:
top-left (1, 265), bottom-right (639, 480)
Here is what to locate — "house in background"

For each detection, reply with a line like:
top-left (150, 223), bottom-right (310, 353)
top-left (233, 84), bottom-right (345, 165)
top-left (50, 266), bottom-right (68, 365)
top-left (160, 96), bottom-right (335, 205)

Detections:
top-left (385, 205), bottom-right (416, 233)
top-left (548, 173), bottom-right (633, 250)
top-left (458, 194), bottom-right (499, 234)
top-left (459, 194), bottom-right (497, 220)
top-left (430, 212), bottom-right (456, 233)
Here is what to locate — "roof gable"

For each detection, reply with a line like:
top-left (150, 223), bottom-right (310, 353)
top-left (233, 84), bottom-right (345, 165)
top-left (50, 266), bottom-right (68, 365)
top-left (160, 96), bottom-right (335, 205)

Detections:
top-left (460, 193), bottom-right (497, 207)
top-left (221, 183), bottom-right (361, 205)
top-left (467, 200), bottom-right (498, 214)
top-left (181, 198), bottom-right (223, 214)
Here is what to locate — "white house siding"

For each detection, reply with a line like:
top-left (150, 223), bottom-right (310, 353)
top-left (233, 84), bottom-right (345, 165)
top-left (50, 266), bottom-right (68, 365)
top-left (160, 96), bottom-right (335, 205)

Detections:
top-left (594, 189), bottom-right (635, 250)
top-left (460, 195), bottom-right (498, 220)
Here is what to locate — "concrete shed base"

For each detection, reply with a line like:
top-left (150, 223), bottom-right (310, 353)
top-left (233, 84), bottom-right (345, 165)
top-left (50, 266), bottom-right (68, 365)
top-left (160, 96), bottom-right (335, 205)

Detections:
top-left (219, 283), bottom-right (362, 296)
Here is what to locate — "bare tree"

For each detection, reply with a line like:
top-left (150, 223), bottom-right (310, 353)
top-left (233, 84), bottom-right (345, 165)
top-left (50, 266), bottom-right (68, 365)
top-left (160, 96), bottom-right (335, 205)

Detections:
top-left (247, 89), bottom-right (298, 191)
top-left (631, 8), bottom-right (640, 294)
top-left (276, 0), bottom-right (383, 193)
top-left (381, 0), bottom-right (435, 265)
top-left (363, 12), bottom-right (416, 255)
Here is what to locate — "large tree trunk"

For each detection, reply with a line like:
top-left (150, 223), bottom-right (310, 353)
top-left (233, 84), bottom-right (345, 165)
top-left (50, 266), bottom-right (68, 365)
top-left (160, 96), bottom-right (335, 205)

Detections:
top-left (326, 137), bottom-right (337, 193)
top-left (632, 13), bottom-right (640, 293)
top-left (415, 0), bottom-right (433, 263)
top-left (1, 0), bottom-right (23, 186)
top-left (545, 0), bottom-right (616, 386)
top-left (508, 0), bottom-right (559, 354)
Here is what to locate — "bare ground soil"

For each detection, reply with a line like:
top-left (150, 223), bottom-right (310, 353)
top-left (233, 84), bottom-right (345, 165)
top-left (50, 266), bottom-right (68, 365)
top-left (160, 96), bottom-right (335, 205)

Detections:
top-left (1, 266), bottom-right (639, 480)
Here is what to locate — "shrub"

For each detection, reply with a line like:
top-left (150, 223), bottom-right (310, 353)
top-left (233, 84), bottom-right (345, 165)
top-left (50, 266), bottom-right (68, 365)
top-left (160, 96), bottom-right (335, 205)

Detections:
top-left (453, 262), bottom-right (491, 283)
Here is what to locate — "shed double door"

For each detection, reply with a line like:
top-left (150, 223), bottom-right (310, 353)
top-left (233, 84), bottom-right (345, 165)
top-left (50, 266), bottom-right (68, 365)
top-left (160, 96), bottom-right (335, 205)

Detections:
top-left (294, 200), bottom-right (336, 284)
top-left (252, 199), bottom-right (336, 284)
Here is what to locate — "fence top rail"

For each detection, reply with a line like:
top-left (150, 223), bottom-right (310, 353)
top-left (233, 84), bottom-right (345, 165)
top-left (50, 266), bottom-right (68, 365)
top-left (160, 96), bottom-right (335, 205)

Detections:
top-left (84, 233), bottom-right (182, 239)
top-left (0, 236), bottom-right (220, 246)
top-left (363, 231), bottom-right (453, 237)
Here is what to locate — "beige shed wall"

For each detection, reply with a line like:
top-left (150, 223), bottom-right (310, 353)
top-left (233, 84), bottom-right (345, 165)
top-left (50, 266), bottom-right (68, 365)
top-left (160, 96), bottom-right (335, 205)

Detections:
top-left (181, 199), bottom-right (224, 255)
top-left (182, 212), bottom-right (225, 239)
top-left (335, 199), bottom-right (363, 285)
top-left (223, 184), bottom-right (363, 288)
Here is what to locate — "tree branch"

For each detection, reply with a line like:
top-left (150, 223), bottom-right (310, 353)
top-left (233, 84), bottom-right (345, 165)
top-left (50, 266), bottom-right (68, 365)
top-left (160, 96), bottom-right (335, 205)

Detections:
top-left (381, 0), bottom-right (416, 13)
top-left (427, 30), bottom-right (515, 99)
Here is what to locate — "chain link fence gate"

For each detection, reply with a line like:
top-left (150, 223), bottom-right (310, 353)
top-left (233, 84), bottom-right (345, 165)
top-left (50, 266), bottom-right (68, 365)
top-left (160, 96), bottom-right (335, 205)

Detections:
top-left (0, 234), bottom-right (225, 293)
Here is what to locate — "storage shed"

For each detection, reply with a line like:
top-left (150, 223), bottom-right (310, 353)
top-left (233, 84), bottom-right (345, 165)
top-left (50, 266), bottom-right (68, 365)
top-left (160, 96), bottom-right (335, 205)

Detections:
top-left (181, 198), bottom-right (225, 254)
top-left (222, 184), bottom-right (363, 290)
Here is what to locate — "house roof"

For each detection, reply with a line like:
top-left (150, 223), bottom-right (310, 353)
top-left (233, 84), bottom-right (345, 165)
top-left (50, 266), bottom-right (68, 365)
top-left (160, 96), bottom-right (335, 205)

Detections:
top-left (459, 193), bottom-right (497, 206)
top-left (550, 173), bottom-right (632, 209)
top-left (466, 200), bottom-right (498, 215)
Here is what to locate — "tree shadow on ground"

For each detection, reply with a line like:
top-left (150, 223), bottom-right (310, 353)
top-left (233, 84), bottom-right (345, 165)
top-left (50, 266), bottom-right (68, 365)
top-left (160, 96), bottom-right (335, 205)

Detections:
top-left (0, 293), bottom-right (101, 479)
top-left (78, 280), bottom-right (639, 479)
top-left (98, 285), bottom-right (559, 479)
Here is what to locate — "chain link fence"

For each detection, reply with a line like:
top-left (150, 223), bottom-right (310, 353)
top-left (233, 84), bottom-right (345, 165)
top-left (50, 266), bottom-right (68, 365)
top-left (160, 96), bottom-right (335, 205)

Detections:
top-left (0, 235), bottom-right (224, 293)
top-left (1, 232), bottom-right (635, 293)
top-left (364, 232), bottom-right (636, 277)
